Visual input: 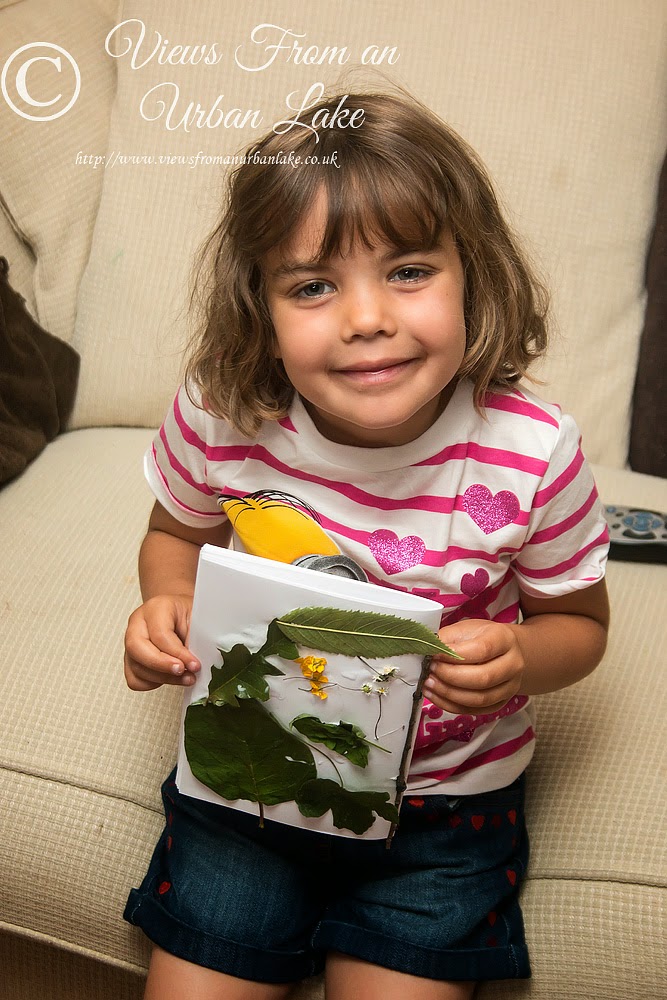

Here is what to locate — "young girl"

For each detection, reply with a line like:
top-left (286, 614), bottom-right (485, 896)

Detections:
top-left (123, 91), bottom-right (610, 1000)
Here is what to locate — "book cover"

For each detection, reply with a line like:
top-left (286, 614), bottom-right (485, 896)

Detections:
top-left (176, 544), bottom-right (447, 840)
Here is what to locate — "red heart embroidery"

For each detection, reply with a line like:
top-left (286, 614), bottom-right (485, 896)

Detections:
top-left (507, 809), bottom-right (517, 826)
top-left (407, 798), bottom-right (425, 808)
top-left (461, 567), bottom-right (490, 598)
top-left (506, 870), bottom-right (517, 886)
top-left (449, 814), bottom-right (463, 829)
top-left (158, 881), bottom-right (171, 895)
top-left (488, 911), bottom-right (497, 926)
top-left (471, 815), bottom-right (485, 831)
top-left (463, 485), bottom-right (520, 534)
top-left (369, 529), bottom-right (426, 574)
top-left (491, 814), bottom-right (502, 829)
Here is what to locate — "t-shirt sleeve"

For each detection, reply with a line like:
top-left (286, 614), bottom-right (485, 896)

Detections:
top-left (144, 384), bottom-right (227, 528)
top-left (512, 412), bottom-right (609, 598)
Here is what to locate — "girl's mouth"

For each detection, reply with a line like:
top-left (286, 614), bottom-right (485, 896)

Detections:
top-left (335, 359), bottom-right (414, 384)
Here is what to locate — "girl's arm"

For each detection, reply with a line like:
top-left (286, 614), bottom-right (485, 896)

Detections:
top-left (425, 579), bottom-right (610, 715)
top-left (124, 501), bottom-right (232, 692)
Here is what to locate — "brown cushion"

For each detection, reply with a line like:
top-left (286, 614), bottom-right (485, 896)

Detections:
top-left (630, 152), bottom-right (667, 478)
top-left (0, 258), bottom-right (79, 485)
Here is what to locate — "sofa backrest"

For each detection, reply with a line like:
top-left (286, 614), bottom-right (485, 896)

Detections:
top-left (1, 0), bottom-right (666, 467)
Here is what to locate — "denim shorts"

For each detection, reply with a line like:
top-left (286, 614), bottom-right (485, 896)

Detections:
top-left (124, 769), bottom-right (530, 984)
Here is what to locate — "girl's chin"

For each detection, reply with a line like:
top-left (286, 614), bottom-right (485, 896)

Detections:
top-left (307, 403), bottom-right (442, 448)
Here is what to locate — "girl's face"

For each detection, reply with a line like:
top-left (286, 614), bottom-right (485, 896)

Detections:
top-left (265, 190), bottom-right (466, 447)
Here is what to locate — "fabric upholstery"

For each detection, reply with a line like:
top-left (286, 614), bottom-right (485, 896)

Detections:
top-left (0, 204), bottom-right (35, 313)
top-left (0, 933), bottom-right (144, 1000)
top-left (68, 0), bottom-right (667, 467)
top-left (0, 425), bottom-right (664, 996)
top-left (0, 3), bottom-right (665, 998)
top-left (0, 0), bottom-right (117, 345)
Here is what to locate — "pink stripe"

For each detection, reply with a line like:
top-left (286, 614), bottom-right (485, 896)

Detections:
top-left (172, 393), bottom-right (253, 462)
top-left (363, 571), bottom-right (466, 609)
top-left (527, 485), bottom-right (599, 544)
top-left (484, 391), bottom-right (560, 429)
top-left (151, 445), bottom-right (220, 517)
top-left (417, 441), bottom-right (548, 477)
top-left (357, 568), bottom-right (517, 619)
top-left (212, 444), bottom-right (462, 514)
top-left (206, 443), bottom-right (538, 516)
top-left (173, 392), bottom-right (206, 453)
top-left (208, 444), bottom-right (255, 462)
top-left (278, 414), bottom-right (298, 432)
top-left (533, 448), bottom-right (585, 507)
top-left (412, 726), bottom-right (535, 782)
top-left (316, 507), bottom-right (524, 568)
top-left (158, 426), bottom-right (216, 496)
top-left (363, 572), bottom-right (508, 613)
top-left (515, 527), bottom-right (609, 580)
top-left (414, 442), bottom-right (476, 465)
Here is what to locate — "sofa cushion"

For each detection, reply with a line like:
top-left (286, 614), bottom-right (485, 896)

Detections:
top-left (0, 427), bottom-right (178, 969)
top-left (0, 432), bottom-right (665, 997)
top-left (69, 0), bottom-right (667, 469)
top-left (0, 0), bottom-right (117, 345)
top-left (0, 259), bottom-right (80, 485)
top-left (0, 933), bottom-right (144, 1000)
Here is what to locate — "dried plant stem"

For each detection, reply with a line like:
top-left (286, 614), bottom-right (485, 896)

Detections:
top-left (385, 655), bottom-right (431, 849)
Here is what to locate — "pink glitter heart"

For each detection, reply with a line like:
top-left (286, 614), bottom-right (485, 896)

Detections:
top-left (368, 529), bottom-right (426, 575)
top-left (463, 484), bottom-right (520, 534)
top-left (461, 568), bottom-right (489, 598)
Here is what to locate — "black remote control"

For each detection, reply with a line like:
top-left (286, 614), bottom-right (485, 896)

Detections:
top-left (604, 504), bottom-right (667, 563)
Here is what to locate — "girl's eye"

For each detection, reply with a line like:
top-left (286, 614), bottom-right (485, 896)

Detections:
top-left (391, 266), bottom-right (430, 283)
top-left (296, 280), bottom-right (334, 299)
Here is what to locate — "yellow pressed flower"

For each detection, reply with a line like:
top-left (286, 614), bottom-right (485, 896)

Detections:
top-left (296, 655), bottom-right (328, 679)
top-left (296, 656), bottom-right (329, 698)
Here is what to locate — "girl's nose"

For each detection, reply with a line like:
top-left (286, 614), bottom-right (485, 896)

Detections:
top-left (341, 287), bottom-right (397, 340)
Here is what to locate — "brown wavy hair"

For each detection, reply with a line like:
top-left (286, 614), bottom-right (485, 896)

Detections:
top-left (186, 90), bottom-right (548, 437)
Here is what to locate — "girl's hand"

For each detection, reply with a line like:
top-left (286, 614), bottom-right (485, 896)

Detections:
top-left (124, 594), bottom-right (201, 692)
top-left (424, 620), bottom-right (525, 715)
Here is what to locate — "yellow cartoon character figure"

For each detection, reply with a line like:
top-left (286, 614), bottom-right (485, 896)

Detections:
top-left (218, 490), bottom-right (367, 581)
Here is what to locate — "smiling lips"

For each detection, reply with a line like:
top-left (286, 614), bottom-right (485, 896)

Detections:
top-left (335, 358), bottom-right (415, 384)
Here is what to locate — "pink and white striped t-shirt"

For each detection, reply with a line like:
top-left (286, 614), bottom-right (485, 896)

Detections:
top-left (146, 379), bottom-right (609, 796)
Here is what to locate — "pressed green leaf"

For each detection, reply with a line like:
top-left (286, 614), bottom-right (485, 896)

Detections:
top-left (295, 778), bottom-right (399, 835)
top-left (290, 715), bottom-right (373, 767)
top-left (184, 700), bottom-right (316, 805)
top-left (207, 643), bottom-right (284, 708)
top-left (275, 606), bottom-right (462, 659)
top-left (260, 619), bottom-right (300, 660)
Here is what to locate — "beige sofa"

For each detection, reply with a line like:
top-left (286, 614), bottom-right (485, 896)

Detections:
top-left (1, 2), bottom-right (666, 998)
